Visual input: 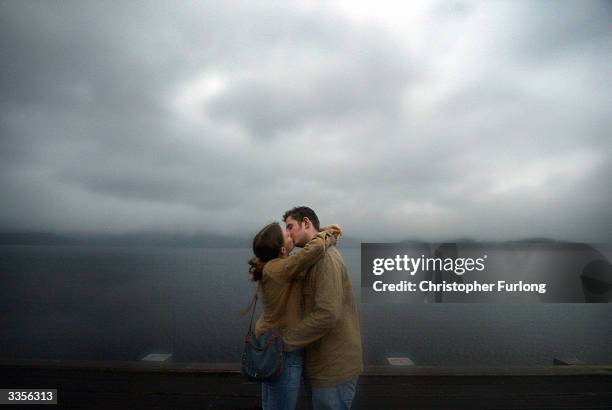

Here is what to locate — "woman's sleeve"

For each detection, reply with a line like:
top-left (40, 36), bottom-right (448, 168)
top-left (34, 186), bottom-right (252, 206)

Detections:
top-left (264, 231), bottom-right (337, 284)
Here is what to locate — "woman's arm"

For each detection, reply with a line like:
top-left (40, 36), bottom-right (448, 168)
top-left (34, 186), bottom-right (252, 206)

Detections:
top-left (320, 224), bottom-right (342, 237)
top-left (264, 230), bottom-right (339, 283)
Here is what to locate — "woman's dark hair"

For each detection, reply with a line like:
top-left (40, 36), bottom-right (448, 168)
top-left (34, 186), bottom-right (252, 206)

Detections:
top-left (248, 222), bottom-right (284, 281)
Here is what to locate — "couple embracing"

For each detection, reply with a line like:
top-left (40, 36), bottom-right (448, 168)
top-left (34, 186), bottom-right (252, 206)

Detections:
top-left (247, 206), bottom-right (363, 409)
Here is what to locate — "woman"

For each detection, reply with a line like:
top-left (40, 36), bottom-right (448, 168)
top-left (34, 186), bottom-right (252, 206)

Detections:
top-left (248, 222), bottom-right (340, 410)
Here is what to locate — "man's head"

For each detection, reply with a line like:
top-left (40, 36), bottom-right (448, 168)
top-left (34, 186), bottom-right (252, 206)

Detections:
top-left (283, 206), bottom-right (320, 247)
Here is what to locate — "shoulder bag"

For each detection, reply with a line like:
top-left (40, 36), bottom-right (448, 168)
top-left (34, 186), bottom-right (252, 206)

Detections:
top-left (240, 285), bottom-right (284, 382)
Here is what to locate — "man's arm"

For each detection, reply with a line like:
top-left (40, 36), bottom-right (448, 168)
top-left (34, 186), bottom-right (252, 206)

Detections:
top-left (282, 254), bottom-right (344, 347)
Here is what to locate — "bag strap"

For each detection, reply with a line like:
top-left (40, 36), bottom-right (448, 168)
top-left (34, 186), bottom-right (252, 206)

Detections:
top-left (241, 283), bottom-right (260, 336)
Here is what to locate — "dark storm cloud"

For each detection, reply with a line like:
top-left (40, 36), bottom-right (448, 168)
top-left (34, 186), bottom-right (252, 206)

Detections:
top-left (0, 0), bottom-right (610, 241)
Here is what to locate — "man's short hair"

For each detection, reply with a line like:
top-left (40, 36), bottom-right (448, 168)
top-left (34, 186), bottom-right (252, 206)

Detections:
top-left (283, 206), bottom-right (320, 231)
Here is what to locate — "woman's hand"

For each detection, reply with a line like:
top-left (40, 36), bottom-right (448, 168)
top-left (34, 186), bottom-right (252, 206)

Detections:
top-left (320, 224), bottom-right (342, 237)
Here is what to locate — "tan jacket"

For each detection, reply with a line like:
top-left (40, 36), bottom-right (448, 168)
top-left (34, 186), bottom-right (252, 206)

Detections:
top-left (254, 231), bottom-right (338, 341)
top-left (283, 242), bottom-right (364, 386)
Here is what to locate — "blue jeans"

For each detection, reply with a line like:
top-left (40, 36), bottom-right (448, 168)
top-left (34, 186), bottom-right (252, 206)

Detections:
top-left (261, 348), bottom-right (304, 410)
top-left (305, 377), bottom-right (358, 410)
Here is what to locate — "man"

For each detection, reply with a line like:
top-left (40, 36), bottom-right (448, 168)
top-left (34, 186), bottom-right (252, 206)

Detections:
top-left (282, 206), bottom-right (363, 409)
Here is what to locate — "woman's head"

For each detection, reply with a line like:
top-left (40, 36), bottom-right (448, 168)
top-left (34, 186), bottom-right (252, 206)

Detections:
top-left (248, 222), bottom-right (294, 281)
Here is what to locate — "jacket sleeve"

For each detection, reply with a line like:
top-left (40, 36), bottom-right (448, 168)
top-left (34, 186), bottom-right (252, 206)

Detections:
top-left (282, 254), bottom-right (343, 347)
top-left (264, 231), bottom-right (337, 284)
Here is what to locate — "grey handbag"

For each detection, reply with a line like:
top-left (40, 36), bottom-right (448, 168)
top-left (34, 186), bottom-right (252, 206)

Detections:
top-left (241, 288), bottom-right (284, 382)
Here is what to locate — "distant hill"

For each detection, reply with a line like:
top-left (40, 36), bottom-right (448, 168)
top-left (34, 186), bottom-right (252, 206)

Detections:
top-left (0, 232), bottom-right (79, 246)
top-left (0, 232), bottom-right (570, 248)
top-left (0, 231), bottom-right (250, 248)
top-left (0, 231), bottom-right (363, 248)
top-left (398, 237), bottom-right (564, 245)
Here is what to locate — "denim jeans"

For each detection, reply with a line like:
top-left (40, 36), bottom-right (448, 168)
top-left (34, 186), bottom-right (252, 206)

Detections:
top-left (305, 377), bottom-right (358, 410)
top-left (261, 348), bottom-right (304, 410)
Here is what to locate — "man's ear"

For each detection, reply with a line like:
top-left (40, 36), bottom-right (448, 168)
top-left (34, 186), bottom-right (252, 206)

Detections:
top-left (302, 217), bottom-right (310, 229)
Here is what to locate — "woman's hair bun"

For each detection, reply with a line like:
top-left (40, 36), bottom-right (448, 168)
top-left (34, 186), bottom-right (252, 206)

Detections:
top-left (248, 256), bottom-right (265, 281)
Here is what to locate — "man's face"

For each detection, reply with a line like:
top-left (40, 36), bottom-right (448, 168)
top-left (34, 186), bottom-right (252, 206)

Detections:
top-left (285, 216), bottom-right (308, 247)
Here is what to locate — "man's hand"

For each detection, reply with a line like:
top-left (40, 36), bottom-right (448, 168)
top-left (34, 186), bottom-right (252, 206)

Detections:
top-left (320, 224), bottom-right (342, 237)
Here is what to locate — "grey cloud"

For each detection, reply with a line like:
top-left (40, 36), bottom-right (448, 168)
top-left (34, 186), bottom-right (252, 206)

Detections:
top-left (0, 0), bottom-right (610, 242)
top-left (509, 0), bottom-right (612, 61)
top-left (207, 58), bottom-right (412, 139)
top-left (205, 23), bottom-right (414, 139)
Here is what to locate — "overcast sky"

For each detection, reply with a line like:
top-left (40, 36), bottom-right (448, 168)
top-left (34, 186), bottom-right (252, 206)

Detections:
top-left (1, 0), bottom-right (610, 242)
